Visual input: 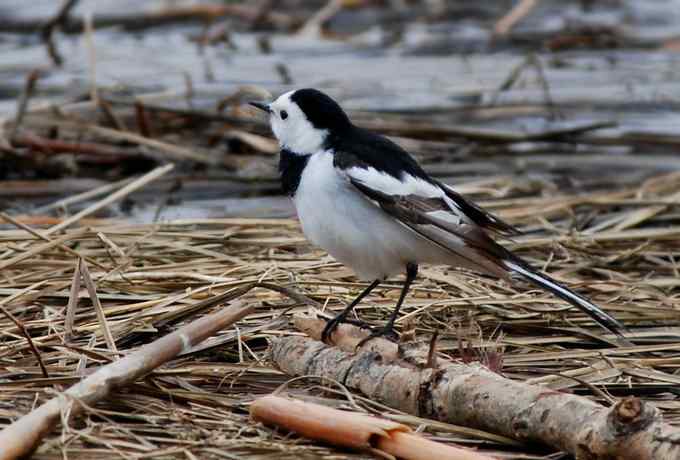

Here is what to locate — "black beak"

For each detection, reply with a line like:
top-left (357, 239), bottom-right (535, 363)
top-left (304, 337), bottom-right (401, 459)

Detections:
top-left (249, 101), bottom-right (271, 113)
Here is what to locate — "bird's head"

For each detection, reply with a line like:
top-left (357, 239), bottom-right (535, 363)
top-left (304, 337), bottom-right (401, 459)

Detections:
top-left (250, 88), bottom-right (351, 155)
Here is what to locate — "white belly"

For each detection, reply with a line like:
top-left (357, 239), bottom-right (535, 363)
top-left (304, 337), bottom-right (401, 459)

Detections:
top-left (293, 151), bottom-right (448, 280)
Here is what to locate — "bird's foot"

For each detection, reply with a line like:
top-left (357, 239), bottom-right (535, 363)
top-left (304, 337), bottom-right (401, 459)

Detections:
top-left (321, 313), bottom-right (370, 344)
top-left (356, 325), bottom-right (399, 349)
top-left (342, 317), bottom-right (372, 328)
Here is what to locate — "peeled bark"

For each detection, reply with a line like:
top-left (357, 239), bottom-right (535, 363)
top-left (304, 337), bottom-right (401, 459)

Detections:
top-left (250, 395), bottom-right (497, 460)
top-left (270, 321), bottom-right (680, 460)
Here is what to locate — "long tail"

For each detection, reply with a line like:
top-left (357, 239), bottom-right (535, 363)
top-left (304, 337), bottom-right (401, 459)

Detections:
top-left (503, 258), bottom-right (626, 338)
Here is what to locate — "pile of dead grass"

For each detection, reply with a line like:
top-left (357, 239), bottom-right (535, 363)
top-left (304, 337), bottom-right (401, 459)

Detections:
top-left (1, 169), bottom-right (680, 458)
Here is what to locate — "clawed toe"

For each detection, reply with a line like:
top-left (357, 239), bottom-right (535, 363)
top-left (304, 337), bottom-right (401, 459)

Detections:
top-left (321, 313), bottom-right (362, 344)
top-left (342, 317), bottom-right (372, 329)
top-left (321, 316), bottom-right (342, 344)
top-left (321, 314), bottom-right (373, 344)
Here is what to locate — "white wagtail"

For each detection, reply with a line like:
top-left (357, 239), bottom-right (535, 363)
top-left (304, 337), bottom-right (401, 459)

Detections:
top-left (250, 88), bottom-right (625, 345)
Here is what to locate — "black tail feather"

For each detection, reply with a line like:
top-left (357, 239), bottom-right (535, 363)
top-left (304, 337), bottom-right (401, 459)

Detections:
top-left (503, 258), bottom-right (626, 338)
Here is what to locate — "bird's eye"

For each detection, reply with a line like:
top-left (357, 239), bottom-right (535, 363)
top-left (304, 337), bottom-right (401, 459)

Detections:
top-left (280, 110), bottom-right (288, 120)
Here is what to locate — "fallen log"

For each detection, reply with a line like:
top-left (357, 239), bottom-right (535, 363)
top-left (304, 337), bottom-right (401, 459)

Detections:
top-left (270, 317), bottom-right (680, 459)
top-left (0, 300), bottom-right (254, 460)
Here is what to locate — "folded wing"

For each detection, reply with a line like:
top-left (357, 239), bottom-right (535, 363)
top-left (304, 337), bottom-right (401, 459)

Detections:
top-left (334, 154), bottom-right (515, 279)
top-left (334, 150), bottom-right (626, 338)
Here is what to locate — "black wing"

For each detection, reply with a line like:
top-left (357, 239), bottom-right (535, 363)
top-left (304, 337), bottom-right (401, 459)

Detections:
top-left (435, 181), bottom-right (520, 237)
top-left (332, 126), bottom-right (520, 237)
top-left (331, 132), bottom-right (515, 278)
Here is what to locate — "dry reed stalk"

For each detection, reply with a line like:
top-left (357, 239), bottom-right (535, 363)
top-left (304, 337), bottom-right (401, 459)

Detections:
top-left (44, 163), bottom-right (174, 235)
top-left (33, 177), bottom-right (134, 214)
top-left (0, 227), bottom-right (88, 271)
top-left (63, 258), bottom-right (81, 342)
top-left (78, 258), bottom-right (117, 352)
top-left (0, 301), bottom-right (254, 460)
top-left (1, 171), bottom-right (680, 458)
top-left (0, 212), bottom-right (105, 269)
top-left (493, 0), bottom-right (539, 36)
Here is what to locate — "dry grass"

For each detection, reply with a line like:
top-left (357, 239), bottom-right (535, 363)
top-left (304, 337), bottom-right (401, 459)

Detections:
top-left (2, 0), bottom-right (680, 455)
top-left (1, 167), bottom-right (680, 458)
top-left (1, 67), bottom-right (680, 457)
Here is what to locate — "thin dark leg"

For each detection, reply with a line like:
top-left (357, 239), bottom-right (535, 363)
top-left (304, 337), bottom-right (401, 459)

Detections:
top-left (357, 263), bottom-right (418, 347)
top-left (321, 279), bottom-right (380, 344)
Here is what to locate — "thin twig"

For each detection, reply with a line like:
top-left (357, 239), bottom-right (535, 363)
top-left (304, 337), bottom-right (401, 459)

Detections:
top-left (256, 282), bottom-right (322, 307)
top-left (40, 0), bottom-right (80, 66)
top-left (134, 100), bottom-right (154, 138)
top-left (8, 69), bottom-right (42, 141)
top-left (0, 305), bottom-right (49, 378)
top-left (79, 258), bottom-right (117, 353)
top-left (493, 0), bottom-right (539, 37)
top-left (84, 10), bottom-right (98, 107)
top-left (64, 258), bottom-right (82, 343)
top-left (426, 330), bottom-right (439, 369)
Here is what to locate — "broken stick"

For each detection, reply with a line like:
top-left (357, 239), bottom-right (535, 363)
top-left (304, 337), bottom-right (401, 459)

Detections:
top-left (270, 319), bottom-right (680, 460)
top-left (0, 301), bottom-right (254, 460)
top-left (251, 395), bottom-right (497, 460)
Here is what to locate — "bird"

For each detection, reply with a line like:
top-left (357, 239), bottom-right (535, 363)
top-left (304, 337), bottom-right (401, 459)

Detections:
top-left (249, 88), bottom-right (626, 345)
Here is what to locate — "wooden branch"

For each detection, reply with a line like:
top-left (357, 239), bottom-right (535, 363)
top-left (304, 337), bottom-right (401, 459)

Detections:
top-left (16, 118), bottom-right (216, 164)
top-left (270, 321), bottom-right (680, 460)
top-left (11, 133), bottom-right (140, 160)
top-left (357, 119), bottom-right (616, 143)
top-left (292, 312), bottom-right (435, 366)
top-left (0, 301), bottom-right (254, 460)
top-left (0, 4), bottom-right (298, 34)
top-left (251, 395), bottom-right (497, 460)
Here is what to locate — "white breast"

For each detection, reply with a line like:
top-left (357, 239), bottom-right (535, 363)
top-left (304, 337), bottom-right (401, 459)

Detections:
top-left (293, 151), bottom-right (451, 280)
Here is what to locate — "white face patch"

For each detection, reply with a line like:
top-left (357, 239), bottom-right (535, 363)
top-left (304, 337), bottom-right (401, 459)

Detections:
top-left (269, 90), bottom-right (328, 155)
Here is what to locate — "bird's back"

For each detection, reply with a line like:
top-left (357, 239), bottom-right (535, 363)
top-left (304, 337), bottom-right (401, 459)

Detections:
top-left (329, 126), bottom-right (431, 183)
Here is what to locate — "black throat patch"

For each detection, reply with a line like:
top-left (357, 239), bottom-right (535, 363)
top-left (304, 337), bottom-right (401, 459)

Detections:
top-left (279, 149), bottom-right (310, 196)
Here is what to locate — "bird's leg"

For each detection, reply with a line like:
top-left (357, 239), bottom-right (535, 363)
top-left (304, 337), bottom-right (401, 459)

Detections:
top-left (357, 263), bottom-right (418, 348)
top-left (321, 279), bottom-right (380, 344)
